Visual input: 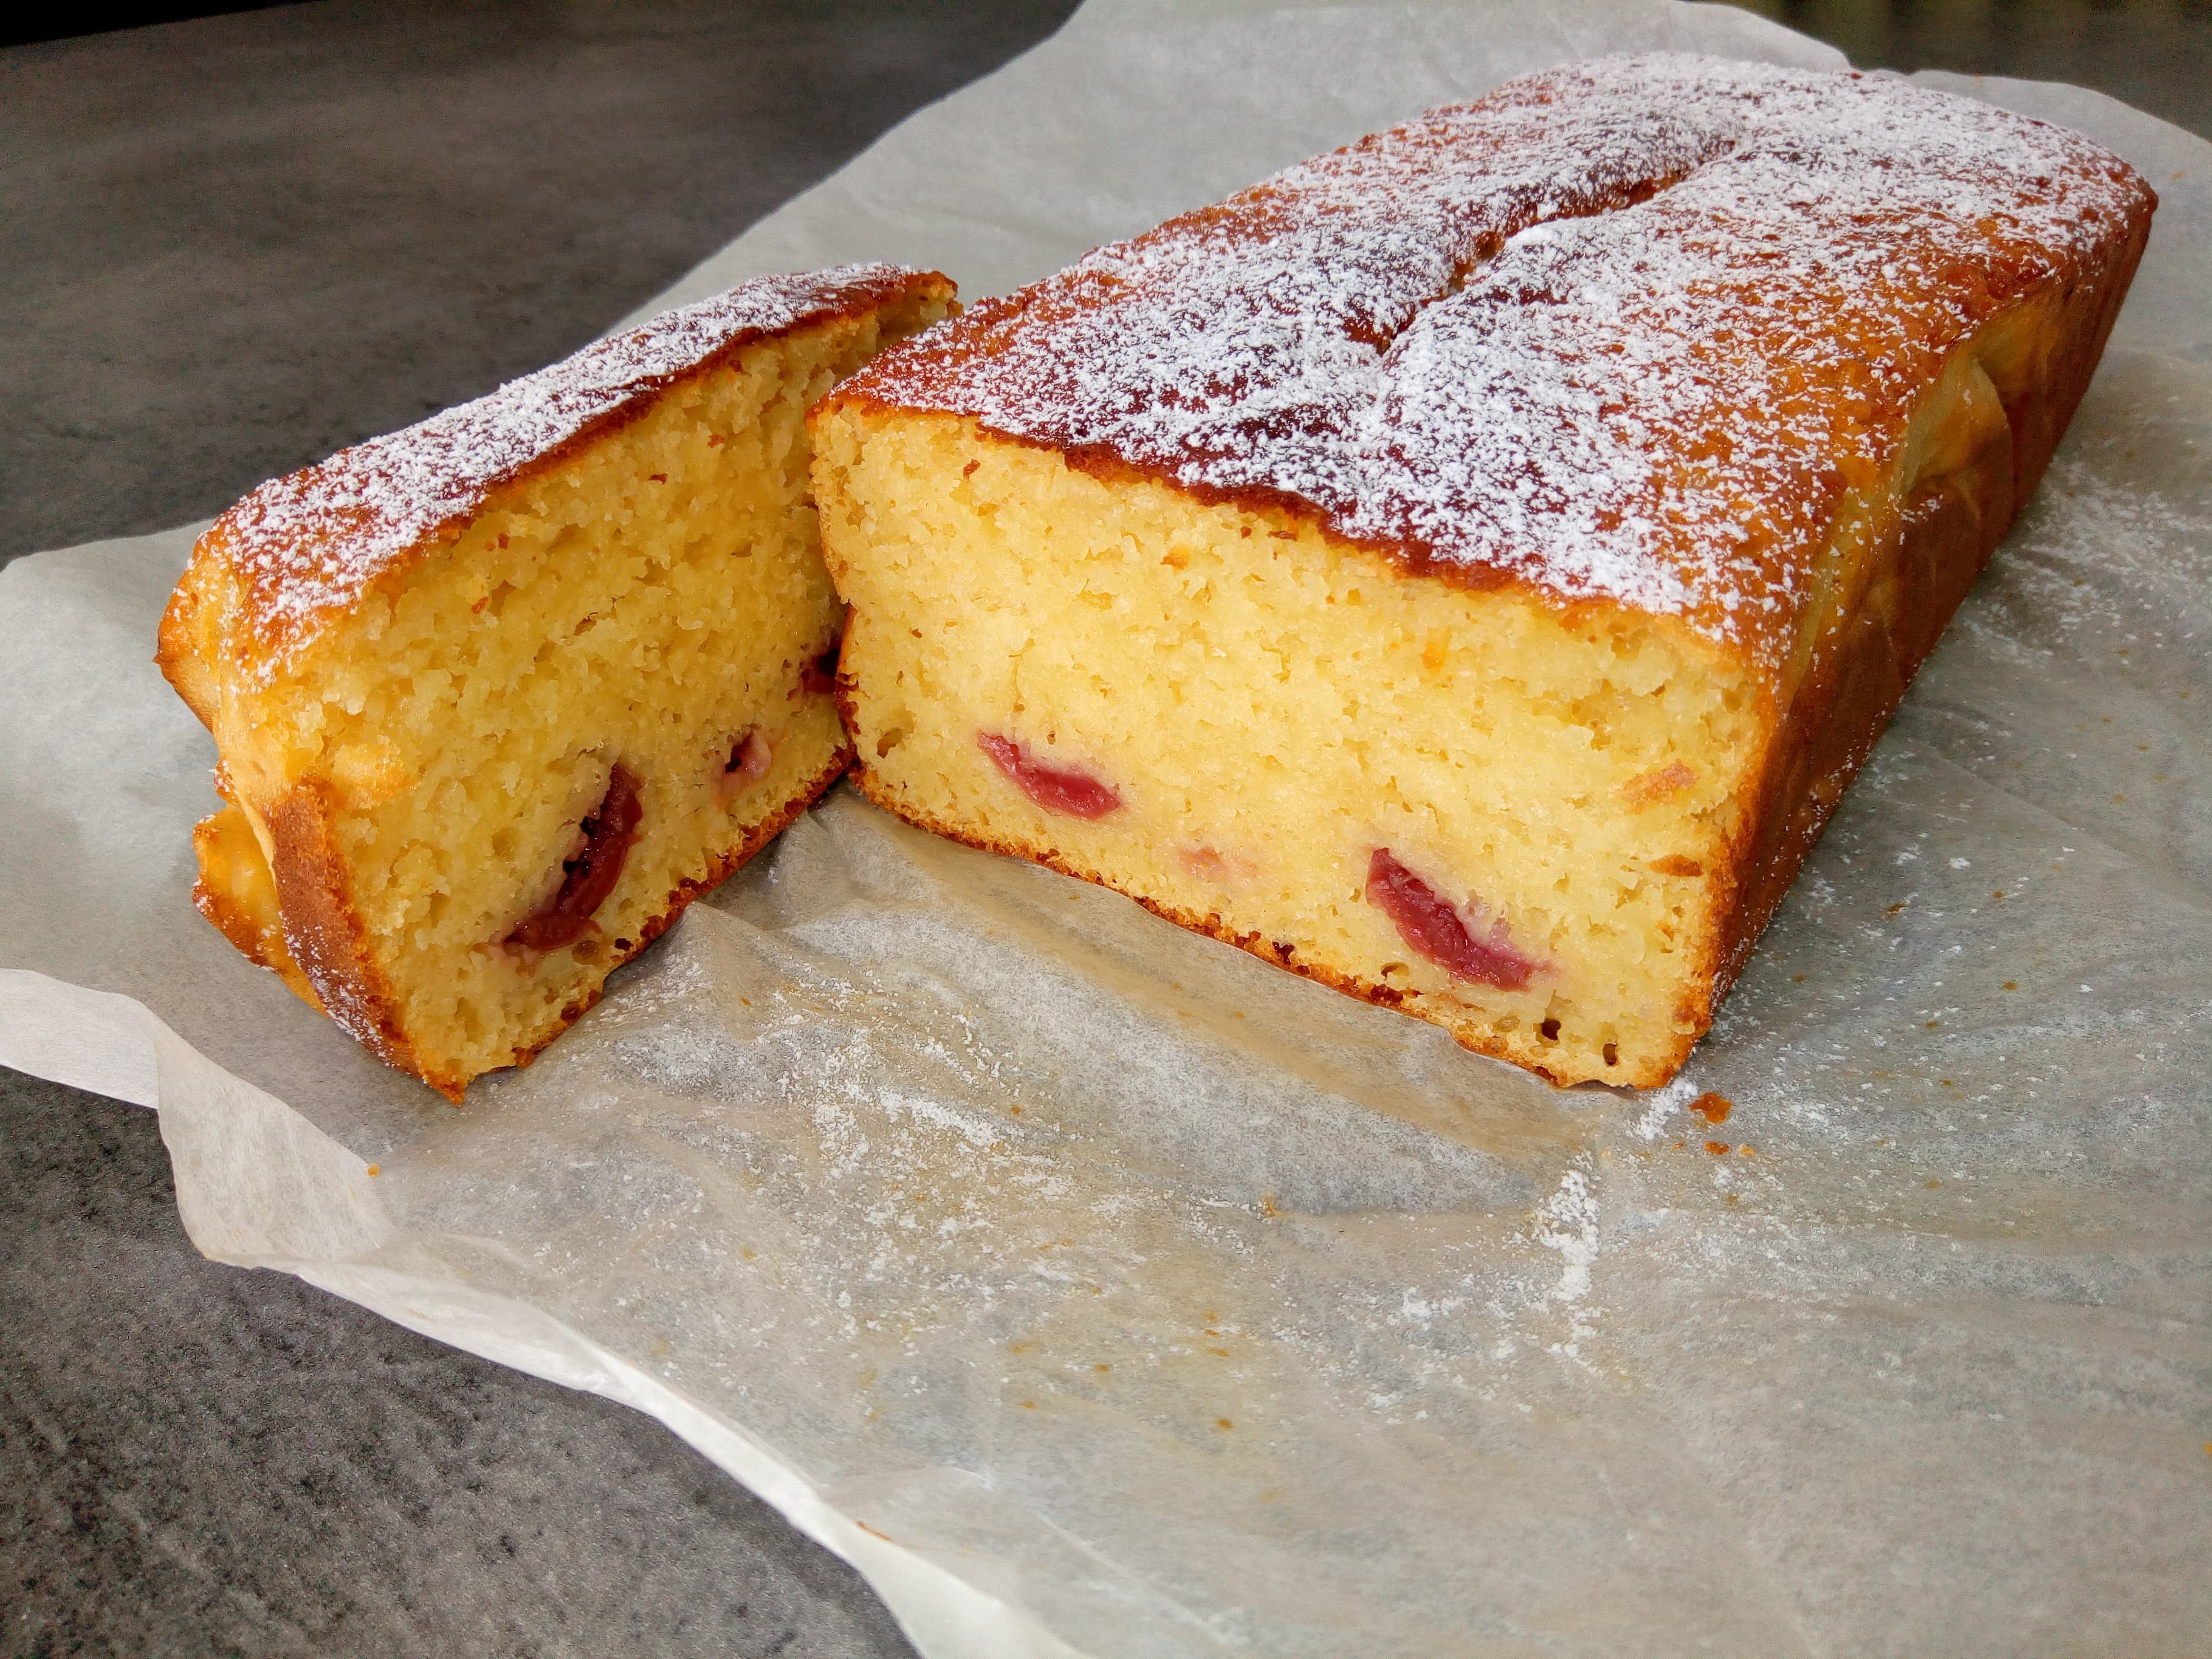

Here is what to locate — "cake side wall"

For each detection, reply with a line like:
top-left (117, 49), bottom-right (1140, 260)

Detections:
top-left (1707, 221), bottom-right (2154, 1003)
top-left (266, 775), bottom-right (453, 1097)
top-left (190, 803), bottom-right (322, 1009)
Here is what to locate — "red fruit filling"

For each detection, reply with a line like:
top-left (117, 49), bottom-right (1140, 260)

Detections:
top-left (1365, 848), bottom-right (1538, 991)
top-left (798, 643), bottom-right (839, 698)
top-left (508, 763), bottom-right (644, 953)
top-left (728, 729), bottom-right (774, 785)
top-left (977, 732), bottom-right (1121, 819)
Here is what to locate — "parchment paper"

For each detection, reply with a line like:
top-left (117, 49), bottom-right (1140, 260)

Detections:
top-left (4, 2), bottom-right (2208, 1653)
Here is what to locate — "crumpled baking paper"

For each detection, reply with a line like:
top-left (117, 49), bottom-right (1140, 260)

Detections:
top-left (3, 2), bottom-right (2207, 1653)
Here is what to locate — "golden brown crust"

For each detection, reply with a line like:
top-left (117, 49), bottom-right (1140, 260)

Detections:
top-left (190, 805), bottom-right (323, 1009)
top-left (1703, 216), bottom-right (2152, 1008)
top-left (156, 570), bottom-right (222, 733)
top-left (266, 775), bottom-right (452, 1095)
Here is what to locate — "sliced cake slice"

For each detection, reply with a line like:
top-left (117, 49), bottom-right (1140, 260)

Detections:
top-left (808, 57), bottom-right (2151, 1088)
top-left (159, 266), bottom-right (955, 1099)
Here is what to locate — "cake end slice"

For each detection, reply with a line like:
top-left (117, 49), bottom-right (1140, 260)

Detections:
top-left (160, 266), bottom-right (955, 1098)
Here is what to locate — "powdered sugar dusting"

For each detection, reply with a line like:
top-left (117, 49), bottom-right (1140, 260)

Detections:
top-left (1633, 1074), bottom-right (1701, 1141)
top-left (1535, 1164), bottom-right (1601, 1321)
top-left (212, 264), bottom-right (936, 670)
top-left (852, 55), bottom-right (2152, 669)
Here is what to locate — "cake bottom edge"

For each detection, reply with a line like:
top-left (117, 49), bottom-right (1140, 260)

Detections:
top-left (190, 744), bottom-right (856, 1103)
top-left (842, 761), bottom-right (1693, 1091)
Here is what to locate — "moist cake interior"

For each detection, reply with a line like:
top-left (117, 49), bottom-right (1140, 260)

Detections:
top-left (202, 313), bottom-right (905, 1093)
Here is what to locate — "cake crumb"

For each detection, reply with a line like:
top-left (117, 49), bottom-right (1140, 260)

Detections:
top-left (1688, 1091), bottom-right (1733, 1125)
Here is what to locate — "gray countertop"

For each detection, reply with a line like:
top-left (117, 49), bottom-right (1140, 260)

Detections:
top-left (3, 3), bottom-right (2205, 1653)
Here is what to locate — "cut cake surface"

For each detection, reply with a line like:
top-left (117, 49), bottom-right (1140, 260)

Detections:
top-left (160, 265), bottom-right (955, 1099)
top-left (811, 55), bottom-right (2152, 1087)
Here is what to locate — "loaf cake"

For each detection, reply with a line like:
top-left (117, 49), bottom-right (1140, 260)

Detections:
top-left (810, 56), bottom-right (2152, 1087)
top-left (160, 266), bottom-right (955, 1099)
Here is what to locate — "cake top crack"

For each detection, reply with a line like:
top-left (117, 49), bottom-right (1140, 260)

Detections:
top-left (837, 55), bottom-right (2152, 672)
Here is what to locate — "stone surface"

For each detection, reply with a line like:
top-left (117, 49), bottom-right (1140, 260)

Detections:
top-left (0, 1073), bottom-right (912, 1658)
top-left (2, 2), bottom-right (2206, 1655)
top-left (1733, 0), bottom-right (2211, 140)
top-left (0, 0), bottom-right (1081, 565)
